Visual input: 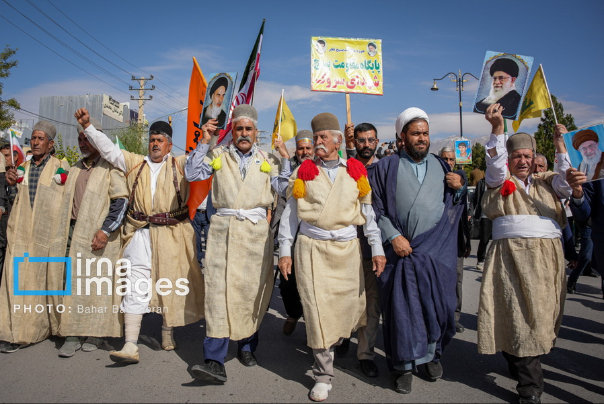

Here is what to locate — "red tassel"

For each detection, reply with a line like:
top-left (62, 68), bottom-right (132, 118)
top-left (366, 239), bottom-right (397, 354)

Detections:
top-left (298, 159), bottom-right (319, 181)
top-left (500, 180), bottom-right (516, 196)
top-left (346, 157), bottom-right (368, 181)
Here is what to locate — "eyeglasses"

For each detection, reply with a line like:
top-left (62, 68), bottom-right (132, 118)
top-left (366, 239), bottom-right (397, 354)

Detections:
top-left (492, 75), bottom-right (512, 83)
top-left (355, 138), bottom-right (378, 145)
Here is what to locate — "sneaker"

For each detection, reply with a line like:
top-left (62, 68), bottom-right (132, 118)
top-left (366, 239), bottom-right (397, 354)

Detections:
top-left (109, 342), bottom-right (139, 364)
top-left (476, 262), bottom-right (484, 271)
top-left (282, 317), bottom-right (299, 336)
top-left (309, 382), bottom-right (332, 402)
top-left (1, 343), bottom-right (29, 353)
top-left (82, 337), bottom-right (103, 352)
top-left (58, 337), bottom-right (82, 358)
top-left (191, 360), bottom-right (227, 383)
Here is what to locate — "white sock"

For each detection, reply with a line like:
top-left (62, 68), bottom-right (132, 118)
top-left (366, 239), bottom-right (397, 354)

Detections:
top-left (124, 313), bottom-right (143, 344)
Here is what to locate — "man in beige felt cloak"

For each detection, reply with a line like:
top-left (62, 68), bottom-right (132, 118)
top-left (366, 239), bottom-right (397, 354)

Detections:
top-left (55, 117), bottom-right (129, 358)
top-left (74, 108), bottom-right (204, 365)
top-left (278, 112), bottom-right (386, 402)
top-left (184, 105), bottom-right (287, 384)
top-left (0, 121), bottom-right (70, 353)
top-left (478, 103), bottom-right (572, 404)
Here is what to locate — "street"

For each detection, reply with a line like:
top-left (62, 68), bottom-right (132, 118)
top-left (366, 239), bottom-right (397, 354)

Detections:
top-left (1, 240), bottom-right (603, 403)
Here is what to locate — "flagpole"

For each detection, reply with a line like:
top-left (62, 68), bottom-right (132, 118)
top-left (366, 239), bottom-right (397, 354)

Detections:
top-left (278, 89), bottom-right (284, 135)
top-left (9, 132), bottom-right (14, 167)
top-left (540, 64), bottom-right (558, 125)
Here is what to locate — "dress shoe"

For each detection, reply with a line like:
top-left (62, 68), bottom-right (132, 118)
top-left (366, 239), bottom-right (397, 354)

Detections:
top-left (395, 371), bottom-right (413, 394)
top-left (425, 360), bottom-right (443, 380)
top-left (519, 395), bottom-right (541, 404)
top-left (309, 382), bottom-right (332, 402)
top-left (335, 338), bottom-right (350, 358)
top-left (359, 359), bottom-right (379, 377)
top-left (456, 321), bottom-right (465, 333)
top-left (191, 360), bottom-right (227, 383)
top-left (282, 317), bottom-right (299, 335)
top-left (109, 342), bottom-right (139, 364)
top-left (567, 279), bottom-right (577, 294)
top-left (237, 350), bottom-right (257, 367)
top-left (161, 326), bottom-right (176, 351)
top-left (82, 337), bottom-right (103, 352)
top-left (58, 337), bottom-right (81, 358)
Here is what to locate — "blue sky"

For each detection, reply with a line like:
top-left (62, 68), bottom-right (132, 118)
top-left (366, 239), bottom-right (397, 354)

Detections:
top-left (3, 0), bottom-right (604, 153)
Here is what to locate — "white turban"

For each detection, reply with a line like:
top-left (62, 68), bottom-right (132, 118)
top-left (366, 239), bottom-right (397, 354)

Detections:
top-left (395, 107), bottom-right (429, 137)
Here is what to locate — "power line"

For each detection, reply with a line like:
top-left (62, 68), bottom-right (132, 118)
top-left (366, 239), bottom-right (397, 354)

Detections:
top-left (45, 0), bottom-right (189, 102)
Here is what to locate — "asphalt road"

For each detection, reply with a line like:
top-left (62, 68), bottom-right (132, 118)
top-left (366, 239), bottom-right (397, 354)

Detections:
top-left (1, 240), bottom-right (603, 403)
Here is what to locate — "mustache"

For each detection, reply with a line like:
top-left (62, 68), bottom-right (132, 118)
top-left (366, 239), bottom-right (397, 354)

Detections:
top-left (236, 136), bottom-right (252, 144)
top-left (314, 144), bottom-right (328, 153)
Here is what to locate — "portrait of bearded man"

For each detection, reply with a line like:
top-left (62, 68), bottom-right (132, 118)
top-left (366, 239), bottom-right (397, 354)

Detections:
top-left (474, 57), bottom-right (524, 120)
top-left (572, 129), bottom-right (604, 181)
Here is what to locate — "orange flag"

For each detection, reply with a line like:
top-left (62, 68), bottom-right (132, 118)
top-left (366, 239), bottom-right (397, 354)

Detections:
top-left (185, 57), bottom-right (211, 220)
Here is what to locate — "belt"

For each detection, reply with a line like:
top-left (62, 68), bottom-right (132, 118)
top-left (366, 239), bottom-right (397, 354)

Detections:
top-left (216, 207), bottom-right (267, 224)
top-left (299, 221), bottom-right (357, 241)
top-left (492, 214), bottom-right (562, 240)
top-left (128, 209), bottom-right (189, 226)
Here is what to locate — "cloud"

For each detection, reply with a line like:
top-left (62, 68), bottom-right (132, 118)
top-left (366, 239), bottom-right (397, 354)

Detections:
top-left (252, 81), bottom-right (325, 112)
top-left (557, 97), bottom-right (604, 128)
top-left (140, 45), bottom-right (228, 73)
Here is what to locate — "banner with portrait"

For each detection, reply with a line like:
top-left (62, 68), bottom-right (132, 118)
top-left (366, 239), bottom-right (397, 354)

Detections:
top-left (310, 37), bottom-right (383, 95)
top-left (563, 123), bottom-right (604, 182)
top-left (455, 139), bottom-right (472, 165)
top-left (473, 51), bottom-right (534, 121)
top-left (201, 72), bottom-right (237, 130)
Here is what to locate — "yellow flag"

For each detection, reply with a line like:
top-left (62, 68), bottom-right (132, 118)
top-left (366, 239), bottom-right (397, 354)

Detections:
top-left (513, 65), bottom-right (551, 132)
top-left (272, 93), bottom-right (297, 148)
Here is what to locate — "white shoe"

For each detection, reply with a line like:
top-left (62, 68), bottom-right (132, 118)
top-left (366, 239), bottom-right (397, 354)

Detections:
top-left (476, 262), bottom-right (484, 271)
top-left (309, 382), bottom-right (332, 402)
top-left (109, 342), bottom-right (139, 364)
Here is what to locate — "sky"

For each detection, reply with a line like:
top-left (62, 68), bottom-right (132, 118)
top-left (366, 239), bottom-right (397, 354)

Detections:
top-left (2, 0), bottom-right (604, 154)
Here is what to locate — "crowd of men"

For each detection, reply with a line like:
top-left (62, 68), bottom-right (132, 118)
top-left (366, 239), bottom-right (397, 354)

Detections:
top-left (0, 102), bottom-right (601, 404)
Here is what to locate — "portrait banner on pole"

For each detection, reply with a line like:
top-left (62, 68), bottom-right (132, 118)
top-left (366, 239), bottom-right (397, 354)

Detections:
top-left (310, 37), bottom-right (383, 95)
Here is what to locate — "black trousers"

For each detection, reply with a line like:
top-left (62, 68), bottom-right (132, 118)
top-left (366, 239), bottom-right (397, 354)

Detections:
top-left (455, 256), bottom-right (464, 322)
top-left (477, 218), bottom-right (493, 263)
top-left (279, 262), bottom-right (303, 320)
top-left (502, 351), bottom-right (544, 398)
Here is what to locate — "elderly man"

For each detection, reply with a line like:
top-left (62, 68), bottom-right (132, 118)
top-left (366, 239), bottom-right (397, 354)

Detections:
top-left (474, 57), bottom-right (522, 119)
top-left (55, 118), bottom-right (129, 358)
top-left (74, 108), bottom-right (205, 365)
top-left (0, 121), bottom-right (70, 353)
top-left (369, 108), bottom-right (466, 394)
top-left (440, 146), bottom-right (471, 333)
top-left (201, 76), bottom-right (228, 127)
top-left (478, 104), bottom-right (572, 404)
top-left (185, 105), bottom-right (282, 383)
top-left (272, 130), bottom-right (314, 335)
top-left (572, 129), bottom-right (604, 181)
top-left (278, 113), bottom-right (385, 401)
top-left (534, 153), bottom-right (548, 173)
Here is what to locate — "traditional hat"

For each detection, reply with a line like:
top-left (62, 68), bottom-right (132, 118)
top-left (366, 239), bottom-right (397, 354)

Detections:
top-left (232, 104), bottom-right (258, 122)
top-left (506, 132), bottom-right (536, 154)
top-left (77, 117), bottom-right (102, 134)
top-left (295, 130), bottom-right (313, 145)
top-left (210, 76), bottom-right (228, 96)
top-left (395, 107), bottom-right (429, 137)
top-left (572, 129), bottom-right (599, 150)
top-left (149, 121), bottom-right (173, 138)
top-left (490, 58), bottom-right (519, 78)
top-left (32, 120), bottom-right (57, 140)
top-left (311, 112), bottom-right (340, 133)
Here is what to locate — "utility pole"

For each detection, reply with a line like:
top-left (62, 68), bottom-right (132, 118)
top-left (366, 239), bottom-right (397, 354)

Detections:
top-left (129, 76), bottom-right (155, 125)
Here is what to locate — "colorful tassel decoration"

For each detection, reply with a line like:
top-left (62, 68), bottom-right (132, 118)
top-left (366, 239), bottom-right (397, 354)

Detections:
top-left (297, 159), bottom-right (319, 181)
top-left (500, 180), bottom-right (516, 196)
top-left (292, 178), bottom-right (305, 199)
top-left (210, 156), bottom-right (222, 171)
top-left (260, 160), bottom-right (272, 173)
top-left (346, 157), bottom-right (371, 197)
top-left (356, 175), bottom-right (371, 197)
top-left (53, 167), bottom-right (68, 185)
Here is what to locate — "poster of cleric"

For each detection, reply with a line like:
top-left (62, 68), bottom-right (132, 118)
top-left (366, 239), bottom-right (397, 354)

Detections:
top-left (563, 124), bottom-right (604, 182)
top-left (200, 72), bottom-right (237, 129)
top-left (473, 51), bottom-right (534, 120)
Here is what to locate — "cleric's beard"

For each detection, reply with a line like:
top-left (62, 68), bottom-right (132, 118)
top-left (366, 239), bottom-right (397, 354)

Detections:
top-left (582, 151), bottom-right (601, 167)
top-left (484, 80), bottom-right (516, 104)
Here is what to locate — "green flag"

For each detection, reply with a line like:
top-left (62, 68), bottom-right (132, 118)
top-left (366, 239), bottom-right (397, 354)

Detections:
top-left (115, 135), bottom-right (126, 150)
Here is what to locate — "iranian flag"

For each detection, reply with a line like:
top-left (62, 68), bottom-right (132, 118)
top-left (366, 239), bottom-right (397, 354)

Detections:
top-left (216, 19), bottom-right (265, 146)
top-left (9, 128), bottom-right (24, 167)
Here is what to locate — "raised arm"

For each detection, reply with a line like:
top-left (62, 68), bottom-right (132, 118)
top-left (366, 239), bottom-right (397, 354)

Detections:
top-left (75, 108), bottom-right (126, 172)
top-left (484, 103), bottom-right (508, 188)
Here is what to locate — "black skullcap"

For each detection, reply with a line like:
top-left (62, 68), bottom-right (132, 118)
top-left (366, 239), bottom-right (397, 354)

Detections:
top-left (490, 58), bottom-right (519, 78)
top-left (149, 121), bottom-right (172, 137)
top-left (210, 76), bottom-right (228, 96)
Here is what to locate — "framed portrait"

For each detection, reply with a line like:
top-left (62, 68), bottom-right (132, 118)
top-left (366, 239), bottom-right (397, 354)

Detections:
top-left (563, 123), bottom-right (604, 182)
top-left (455, 139), bottom-right (472, 165)
top-left (200, 72), bottom-right (237, 130)
top-left (473, 51), bottom-right (534, 121)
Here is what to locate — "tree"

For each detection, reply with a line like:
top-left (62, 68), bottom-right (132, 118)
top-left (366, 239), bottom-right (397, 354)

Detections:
top-left (0, 46), bottom-right (20, 131)
top-left (471, 142), bottom-right (486, 171)
top-left (534, 94), bottom-right (577, 170)
top-left (54, 133), bottom-right (81, 166)
top-left (111, 123), bottom-right (148, 155)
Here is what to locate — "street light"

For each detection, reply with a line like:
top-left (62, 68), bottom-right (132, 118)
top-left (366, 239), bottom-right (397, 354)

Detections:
top-left (431, 70), bottom-right (479, 138)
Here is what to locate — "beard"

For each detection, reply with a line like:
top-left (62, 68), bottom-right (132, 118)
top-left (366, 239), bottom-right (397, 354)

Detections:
top-left (582, 151), bottom-right (602, 167)
top-left (357, 146), bottom-right (376, 159)
top-left (483, 80), bottom-right (516, 104)
top-left (406, 141), bottom-right (430, 161)
top-left (207, 103), bottom-right (223, 119)
top-left (80, 151), bottom-right (90, 158)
